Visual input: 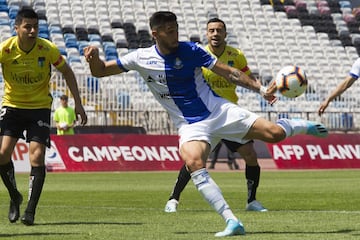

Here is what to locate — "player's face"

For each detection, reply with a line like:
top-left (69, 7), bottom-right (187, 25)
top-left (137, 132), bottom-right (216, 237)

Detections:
top-left (153, 21), bottom-right (179, 54)
top-left (15, 18), bottom-right (39, 43)
top-left (206, 22), bottom-right (226, 48)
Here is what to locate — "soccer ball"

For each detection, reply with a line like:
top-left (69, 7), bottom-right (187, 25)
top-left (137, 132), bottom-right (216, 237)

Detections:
top-left (275, 65), bottom-right (308, 98)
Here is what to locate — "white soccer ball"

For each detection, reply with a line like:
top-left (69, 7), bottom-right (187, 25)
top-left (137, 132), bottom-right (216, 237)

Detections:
top-left (59, 122), bottom-right (68, 128)
top-left (275, 65), bottom-right (308, 98)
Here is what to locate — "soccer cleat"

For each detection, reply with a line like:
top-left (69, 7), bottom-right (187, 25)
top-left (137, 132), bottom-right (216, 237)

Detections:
top-left (21, 211), bottom-right (35, 226)
top-left (164, 199), bottom-right (178, 213)
top-left (246, 200), bottom-right (268, 212)
top-left (215, 219), bottom-right (245, 237)
top-left (306, 121), bottom-right (328, 138)
top-left (8, 192), bottom-right (23, 223)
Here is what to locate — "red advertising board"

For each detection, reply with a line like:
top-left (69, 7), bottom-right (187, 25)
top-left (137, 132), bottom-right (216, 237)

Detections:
top-left (12, 133), bottom-right (360, 173)
top-left (46, 134), bottom-right (184, 172)
top-left (267, 133), bottom-right (360, 169)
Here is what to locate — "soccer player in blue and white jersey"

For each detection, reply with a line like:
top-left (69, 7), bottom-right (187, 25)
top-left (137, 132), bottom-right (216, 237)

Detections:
top-left (164, 18), bottom-right (268, 214)
top-left (84, 11), bottom-right (328, 238)
top-left (318, 58), bottom-right (360, 115)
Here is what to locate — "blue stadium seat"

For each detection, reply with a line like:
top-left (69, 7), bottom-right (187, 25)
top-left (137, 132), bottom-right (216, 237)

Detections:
top-left (49, 25), bottom-right (62, 34)
top-left (67, 55), bottom-right (81, 64)
top-left (88, 34), bottom-right (102, 43)
top-left (8, 5), bottom-right (19, 19)
top-left (64, 33), bottom-right (78, 48)
top-left (87, 77), bottom-right (99, 93)
top-left (65, 39), bottom-right (78, 48)
top-left (59, 47), bottom-right (67, 56)
top-left (117, 91), bottom-right (130, 108)
top-left (0, 5), bottom-right (8, 13)
top-left (39, 32), bottom-right (49, 39)
top-left (77, 40), bottom-right (89, 55)
top-left (0, 18), bottom-right (9, 25)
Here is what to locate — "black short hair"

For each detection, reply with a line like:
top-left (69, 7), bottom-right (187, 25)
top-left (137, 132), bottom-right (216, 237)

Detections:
top-left (60, 94), bottom-right (69, 100)
top-left (149, 11), bottom-right (177, 30)
top-left (207, 18), bottom-right (226, 31)
top-left (15, 7), bottom-right (38, 25)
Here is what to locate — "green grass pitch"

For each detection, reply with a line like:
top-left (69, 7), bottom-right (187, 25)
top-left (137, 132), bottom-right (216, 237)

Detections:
top-left (0, 170), bottom-right (359, 239)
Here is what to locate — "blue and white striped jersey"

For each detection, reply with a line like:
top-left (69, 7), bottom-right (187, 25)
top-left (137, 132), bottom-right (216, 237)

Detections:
top-left (117, 41), bottom-right (226, 129)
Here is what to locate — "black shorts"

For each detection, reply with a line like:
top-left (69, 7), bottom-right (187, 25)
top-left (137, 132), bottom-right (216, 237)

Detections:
top-left (0, 107), bottom-right (51, 147)
top-left (222, 139), bottom-right (254, 152)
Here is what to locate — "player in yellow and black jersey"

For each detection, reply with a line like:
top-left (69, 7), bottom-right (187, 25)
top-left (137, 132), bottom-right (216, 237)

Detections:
top-left (0, 7), bottom-right (87, 225)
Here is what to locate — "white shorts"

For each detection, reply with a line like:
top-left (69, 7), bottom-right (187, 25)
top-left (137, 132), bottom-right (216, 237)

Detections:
top-left (178, 102), bottom-right (260, 151)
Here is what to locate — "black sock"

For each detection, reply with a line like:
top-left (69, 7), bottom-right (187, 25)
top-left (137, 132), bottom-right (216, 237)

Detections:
top-left (246, 165), bottom-right (260, 203)
top-left (211, 143), bottom-right (221, 166)
top-left (25, 166), bottom-right (46, 214)
top-left (169, 164), bottom-right (191, 201)
top-left (0, 161), bottom-right (19, 200)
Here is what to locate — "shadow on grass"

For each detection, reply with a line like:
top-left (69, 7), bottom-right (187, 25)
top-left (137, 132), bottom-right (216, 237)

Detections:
top-left (249, 229), bottom-right (354, 235)
top-left (174, 228), bottom-right (355, 235)
top-left (37, 221), bottom-right (143, 226)
top-left (0, 222), bottom-right (143, 238)
top-left (0, 232), bottom-right (76, 238)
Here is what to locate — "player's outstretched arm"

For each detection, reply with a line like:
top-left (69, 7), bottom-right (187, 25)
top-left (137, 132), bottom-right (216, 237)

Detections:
top-left (211, 61), bottom-right (276, 104)
top-left (83, 46), bottom-right (124, 77)
top-left (318, 75), bottom-right (356, 116)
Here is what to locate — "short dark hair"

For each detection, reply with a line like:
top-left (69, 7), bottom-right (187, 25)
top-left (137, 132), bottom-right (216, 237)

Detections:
top-left (149, 11), bottom-right (177, 30)
top-left (60, 94), bottom-right (68, 100)
top-left (207, 18), bottom-right (226, 31)
top-left (15, 7), bottom-right (38, 25)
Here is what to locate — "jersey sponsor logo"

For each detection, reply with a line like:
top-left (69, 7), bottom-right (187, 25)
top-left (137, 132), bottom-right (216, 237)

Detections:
top-left (37, 120), bottom-right (50, 129)
top-left (11, 72), bottom-right (44, 84)
top-left (159, 92), bottom-right (171, 99)
top-left (209, 79), bottom-right (233, 88)
top-left (227, 60), bottom-right (234, 67)
top-left (146, 60), bottom-right (158, 65)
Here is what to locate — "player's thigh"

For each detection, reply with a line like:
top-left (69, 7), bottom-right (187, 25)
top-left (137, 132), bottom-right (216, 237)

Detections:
top-left (26, 109), bottom-right (51, 148)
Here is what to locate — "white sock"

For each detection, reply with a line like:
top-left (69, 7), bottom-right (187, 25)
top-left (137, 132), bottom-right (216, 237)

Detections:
top-left (191, 168), bottom-right (237, 222)
top-left (276, 118), bottom-right (308, 137)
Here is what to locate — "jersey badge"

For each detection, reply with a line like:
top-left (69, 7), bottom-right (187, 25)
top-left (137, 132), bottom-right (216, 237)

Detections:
top-left (38, 57), bottom-right (45, 67)
top-left (173, 57), bottom-right (183, 69)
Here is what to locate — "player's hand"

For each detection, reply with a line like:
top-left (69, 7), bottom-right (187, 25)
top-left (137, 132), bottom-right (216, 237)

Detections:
top-left (83, 46), bottom-right (99, 62)
top-left (75, 104), bottom-right (88, 125)
top-left (260, 85), bottom-right (277, 105)
top-left (318, 101), bottom-right (329, 116)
